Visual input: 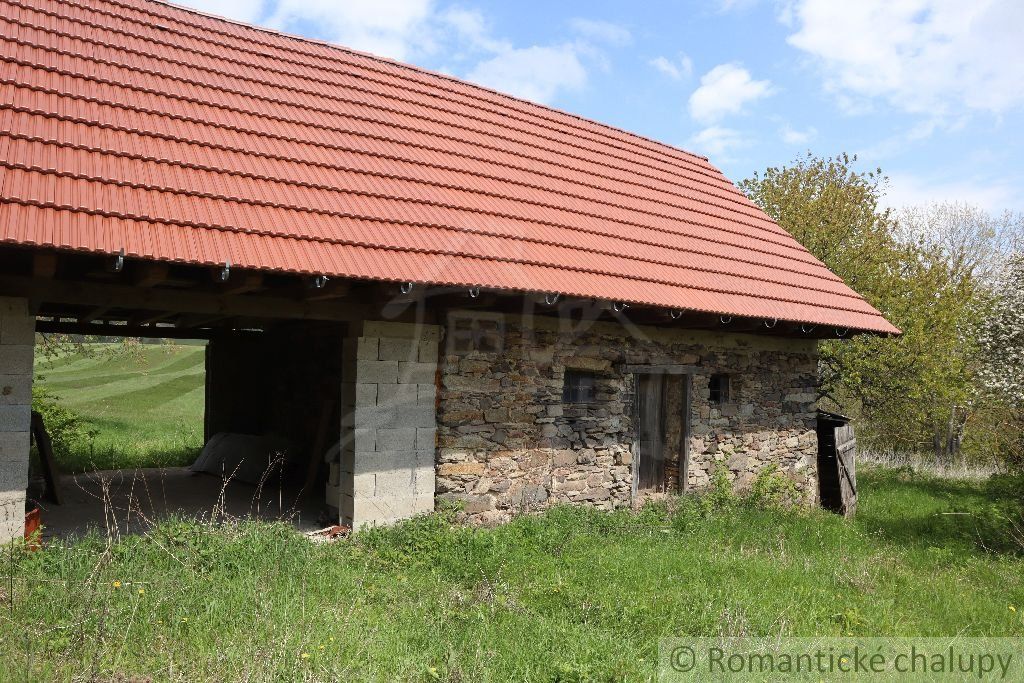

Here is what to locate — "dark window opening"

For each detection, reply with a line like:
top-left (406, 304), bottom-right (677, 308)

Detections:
top-left (563, 370), bottom-right (597, 404)
top-left (709, 373), bottom-right (730, 404)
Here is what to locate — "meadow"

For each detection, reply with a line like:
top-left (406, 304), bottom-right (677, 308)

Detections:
top-left (33, 343), bottom-right (206, 472)
top-left (2, 467), bottom-right (1022, 681)
top-left (12, 343), bottom-right (1024, 681)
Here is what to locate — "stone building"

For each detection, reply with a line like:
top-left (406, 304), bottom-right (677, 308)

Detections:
top-left (0, 0), bottom-right (896, 541)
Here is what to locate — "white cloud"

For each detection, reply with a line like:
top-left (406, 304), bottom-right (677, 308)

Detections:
top-left (176, 1), bottom-right (611, 106)
top-left (882, 172), bottom-right (1023, 213)
top-left (178, 0), bottom-right (266, 23)
top-left (441, 7), bottom-right (510, 53)
top-left (686, 126), bottom-right (747, 159)
top-left (780, 124), bottom-right (817, 145)
top-left (786, 0), bottom-right (1024, 116)
top-left (266, 0), bottom-right (436, 61)
top-left (688, 63), bottom-right (773, 123)
top-left (568, 18), bottom-right (632, 46)
top-left (466, 45), bottom-right (587, 104)
top-left (650, 54), bottom-right (694, 81)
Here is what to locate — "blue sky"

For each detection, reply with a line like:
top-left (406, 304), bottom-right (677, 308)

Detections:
top-left (180, 0), bottom-right (1024, 212)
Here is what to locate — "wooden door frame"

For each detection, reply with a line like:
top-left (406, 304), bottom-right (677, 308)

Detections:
top-left (628, 365), bottom-right (694, 497)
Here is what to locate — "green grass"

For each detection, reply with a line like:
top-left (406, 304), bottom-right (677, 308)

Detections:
top-left (34, 343), bottom-right (206, 472)
top-left (2, 466), bottom-right (1022, 681)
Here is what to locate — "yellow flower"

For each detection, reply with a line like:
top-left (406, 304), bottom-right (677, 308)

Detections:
top-left (1011, 605), bottom-right (1017, 613)
top-left (300, 653), bottom-right (310, 660)
top-left (329, 636), bottom-right (335, 642)
top-left (111, 581), bottom-right (122, 589)
top-left (318, 645), bottom-right (325, 650)
top-left (138, 588), bottom-right (145, 596)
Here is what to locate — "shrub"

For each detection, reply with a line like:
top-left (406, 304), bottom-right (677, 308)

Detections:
top-left (30, 384), bottom-right (97, 459)
top-left (747, 464), bottom-right (801, 510)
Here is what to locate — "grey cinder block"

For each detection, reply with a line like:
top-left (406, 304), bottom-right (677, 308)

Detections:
top-left (398, 361), bottom-right (436, 384)
top-left (375, 427), bottom-right (417, 451)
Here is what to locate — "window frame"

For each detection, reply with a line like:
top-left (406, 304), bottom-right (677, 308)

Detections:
top-left (562, 369), bottom-right (598, 404)
top-left (709, 373), bottom-right (731, 405)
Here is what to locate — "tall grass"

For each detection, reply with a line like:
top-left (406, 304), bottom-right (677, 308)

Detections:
top-left (2, 467), bottom-right (1023, 681)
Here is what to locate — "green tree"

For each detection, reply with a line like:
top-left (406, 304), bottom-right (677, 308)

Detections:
top-left (739, 154), bottom-right (989, 462)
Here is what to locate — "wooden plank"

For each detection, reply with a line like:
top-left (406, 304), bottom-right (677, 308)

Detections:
top-left (0, 274), bottom-right (372, 323)
top-left (834, 424), bottom-right (857, 516)
top-left (622, 364), bottom-right (699, 375)
top-left (134, 262), bottom-right (170, 288)
top-left (30, 411), bottom-right (62, 505)
top-left (36, 319), bottom-right (221, 340)
top-left (32, 252), bottom-right (59, 279)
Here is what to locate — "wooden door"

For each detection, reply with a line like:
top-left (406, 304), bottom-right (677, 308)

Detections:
top-left (637, 373), bottom-right (666, 491)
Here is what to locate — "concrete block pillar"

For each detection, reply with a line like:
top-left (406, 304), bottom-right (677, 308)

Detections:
top-left (0, 297), bottom-right (34, 543)
top-left (333, 321), bottom-right (440, 529)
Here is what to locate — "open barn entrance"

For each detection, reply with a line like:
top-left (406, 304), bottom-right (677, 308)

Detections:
top-left (0, 246), bottom-right (363, 540)
top-left (33, 322), bottom-right (344, 539)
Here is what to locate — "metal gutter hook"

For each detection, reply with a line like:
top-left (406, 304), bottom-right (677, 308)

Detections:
top-left (219, 261), bottom-right (231, 282)
top-left (400, 282), bottom-right (414, 295)
top-left (113, 248), bottom-right (125, 273)
top-left (468, 286), bottom-right (481, 298)
top-left (764, 318), bottom-right (778, 329)
top-left (313, 274), bottom-right (329, 289)
top-left (612, 301), bottom-right (629, 313)
top-left (801, 324), bottom-right (816, 334)
top-left (719, 315), bottom-right (733, 324)
top-left (544, 293), bottom-right (561, 306)
top-left (670, 309), bottom-right (684, 320)
top-left (836, 327), bottom-right (849, 337)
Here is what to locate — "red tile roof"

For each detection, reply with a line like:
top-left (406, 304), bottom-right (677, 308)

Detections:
top-left (0, 0), bottom-right (898, 334)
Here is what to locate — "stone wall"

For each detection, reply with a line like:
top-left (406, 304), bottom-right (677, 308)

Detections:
top-left (334, 321), bottom-right (440, 528)
top-left (0, 297), bottom-right (33, 543)
top-left (436, 312), bottom-right (818, 524)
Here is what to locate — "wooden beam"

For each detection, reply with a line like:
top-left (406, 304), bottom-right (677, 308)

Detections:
top-left (222, 272), bottom-right (264, 295)
top-left (35, 319), bottom-right (229, 340)
top-left (304, 283), bottom-right (353, 301)
top-left (33, 252), bottom-right (58, 279)
top-left (78, 306), bottom-right (110, 324)
top-left (0, 274), bottom-right (371, 323)
top-left (129, 311), bottom-right (175, 327)
top-left (133, 262), bottom-right (170, 288)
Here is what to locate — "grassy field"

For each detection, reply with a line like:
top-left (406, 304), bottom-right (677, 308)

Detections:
top-left (2, 467), bottom-right (1022, 681)
top-left (34, 343), bottom-right (206, 472)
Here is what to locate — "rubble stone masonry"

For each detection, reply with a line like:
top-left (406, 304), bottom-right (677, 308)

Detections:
top-left (436, 313), bottom-right (819, 524)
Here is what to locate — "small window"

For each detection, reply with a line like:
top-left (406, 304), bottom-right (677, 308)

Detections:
top-left (709, 374), bottom-right (730, 404)
top-left (448, 312), bottom-right (504, 354)
top-left (563, 370), bottom-right (596, 404)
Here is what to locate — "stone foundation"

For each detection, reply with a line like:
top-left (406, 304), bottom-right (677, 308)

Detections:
top-left (0, 297), bottom-right (33, 543)
top-left (436, 313), bottom-right (818, 524)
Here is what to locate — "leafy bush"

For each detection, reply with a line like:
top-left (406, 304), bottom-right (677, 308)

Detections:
top-left (30, 384), bottom-right (96, 459)
top-left (747, 464), bottom-right (801, 510)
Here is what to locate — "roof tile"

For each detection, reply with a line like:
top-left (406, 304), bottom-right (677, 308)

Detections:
top-left (0, 0), bottom-right (898, 334)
